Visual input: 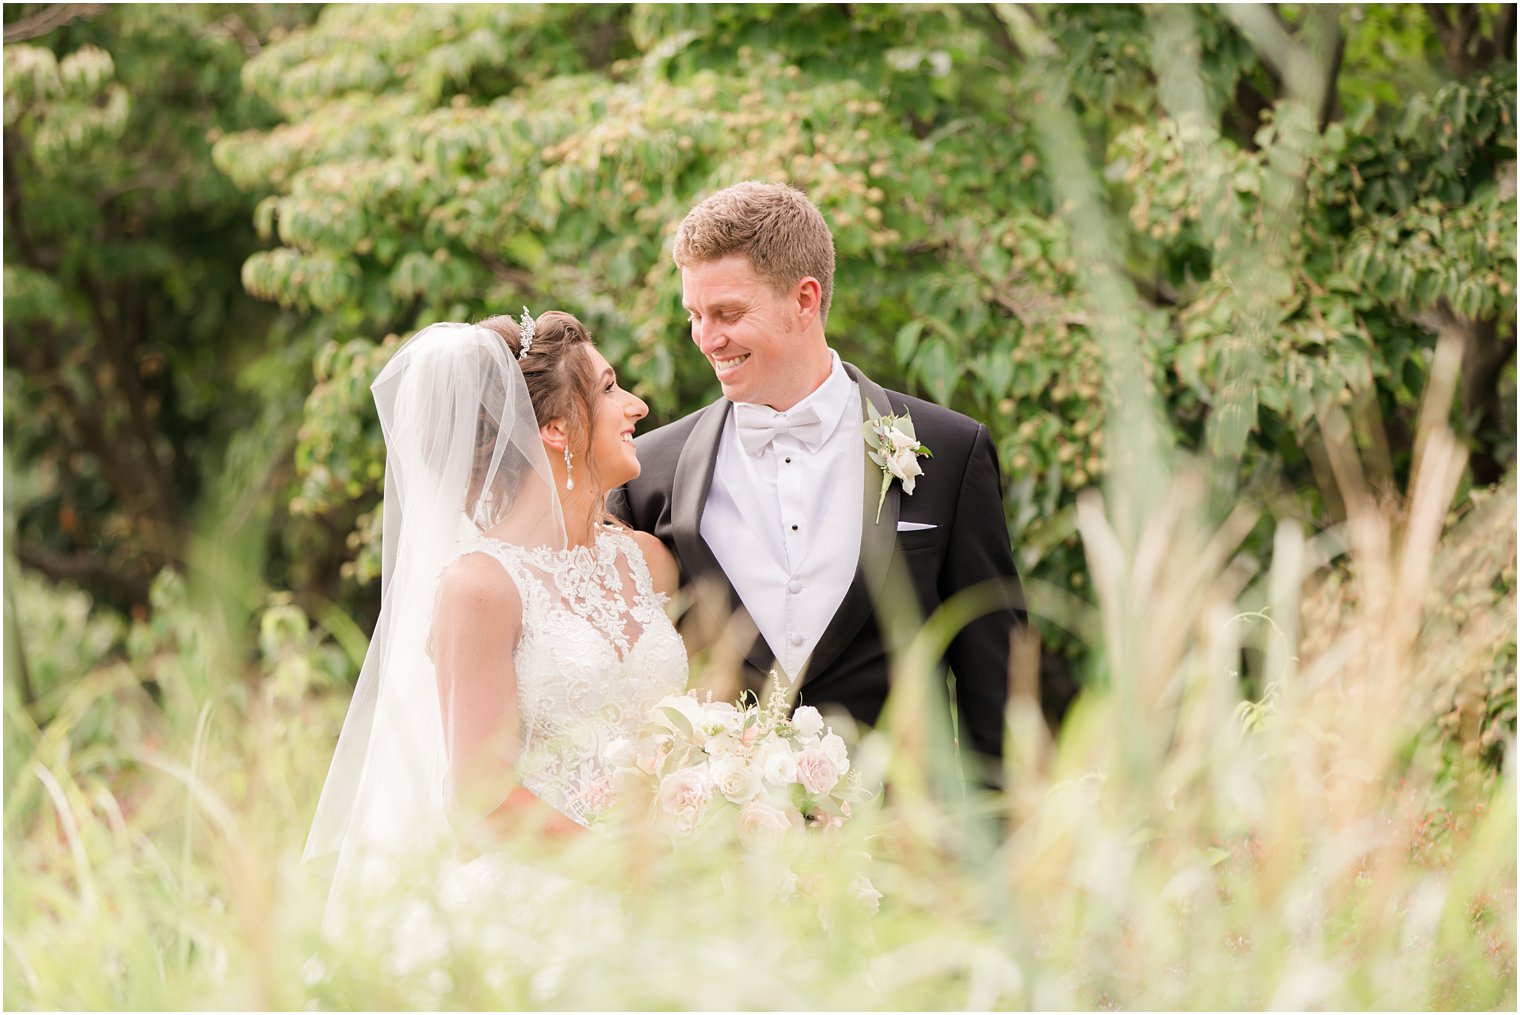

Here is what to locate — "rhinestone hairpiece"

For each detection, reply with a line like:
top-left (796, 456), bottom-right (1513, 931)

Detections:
top-left (517, 306), bottom-right (536, 360)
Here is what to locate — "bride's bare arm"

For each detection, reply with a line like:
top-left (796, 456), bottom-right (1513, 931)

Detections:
top-left (433, 553), bottom-right (583, 850)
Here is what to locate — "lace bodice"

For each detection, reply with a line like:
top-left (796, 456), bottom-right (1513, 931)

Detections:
top-left (461, 527), bottom-right (688, 825)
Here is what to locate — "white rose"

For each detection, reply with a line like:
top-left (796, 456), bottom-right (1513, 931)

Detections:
top-left (658, 767), bottom-right (712, 828)
top-left (709, 755), bottom-right (762, 803)
top-left (737, 798), bottom-right (797, 846)
top-left (602, 737), bottom-right (635, 770)
top-left (884, 441), bottom-right (924, 494)
top-left (820, 732), bottom-right (850, 775)
top-left (758, 741), bottom-right (799, 786)
top-left (704, 730), bottom-right (742, 757)
top-left (701, 700), bottom-right (743, 732)
top-left (795, 747), bottom-right (842, 794)
top-left (790, 705), bottom-right (825, 739)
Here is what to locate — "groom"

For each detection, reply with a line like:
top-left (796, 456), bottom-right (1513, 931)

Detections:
top-left (616, 182), bottom-right (1028, 770)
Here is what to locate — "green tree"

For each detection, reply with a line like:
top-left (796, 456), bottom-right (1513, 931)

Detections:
top-left (217, 4), bottom-right (1514, 718)
top-left (3, 4), bottom-right (314, 614)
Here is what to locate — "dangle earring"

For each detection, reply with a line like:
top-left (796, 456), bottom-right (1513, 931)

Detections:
top-left (563, 446), bottom-right (575, 491)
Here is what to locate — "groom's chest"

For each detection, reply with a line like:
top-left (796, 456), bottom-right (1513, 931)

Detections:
top-left (701, 423), bottom-right (865, 578)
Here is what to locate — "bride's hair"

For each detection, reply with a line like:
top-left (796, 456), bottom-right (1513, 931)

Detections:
top-left (476, 310), bottom-right (614, 533)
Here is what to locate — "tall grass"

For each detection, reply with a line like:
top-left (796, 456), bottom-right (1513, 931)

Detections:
top-left (4, 396), bottom-right (1512, 1008)
top-left (4, 10), bottom-right (1515, 1010)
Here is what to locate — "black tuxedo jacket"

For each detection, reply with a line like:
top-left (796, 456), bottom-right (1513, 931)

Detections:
top-left (613, 362), bottom-right (1027, 761)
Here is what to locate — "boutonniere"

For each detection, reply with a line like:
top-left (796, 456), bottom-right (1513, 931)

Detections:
top-left (863, 406), bottom-right (933, 523)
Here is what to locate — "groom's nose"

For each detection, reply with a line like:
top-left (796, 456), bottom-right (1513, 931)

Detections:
top-left (693, 319), bottom-right (720, 354)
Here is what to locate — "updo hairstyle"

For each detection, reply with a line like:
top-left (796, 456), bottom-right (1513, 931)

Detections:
top-left (476, 311), bottom-right (612, 527)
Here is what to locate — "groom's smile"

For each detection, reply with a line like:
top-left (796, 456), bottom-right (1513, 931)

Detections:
top-left (681, 254), bottom-right (830, 412)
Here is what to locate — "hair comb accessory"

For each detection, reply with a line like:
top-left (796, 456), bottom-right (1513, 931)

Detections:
top-left (517, 306), bottom-right (536, 359)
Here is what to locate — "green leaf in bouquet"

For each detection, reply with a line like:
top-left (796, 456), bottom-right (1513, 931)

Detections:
top-left (660, 704), bottom-right (695, 739)
top-left (808, 795), bottom-right (847, 818)
top-left (657, 748), bottom-right (685, 779)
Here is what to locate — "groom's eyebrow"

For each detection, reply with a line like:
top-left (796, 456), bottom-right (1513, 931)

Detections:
top-left (691, 297), bottom-right (746, 315)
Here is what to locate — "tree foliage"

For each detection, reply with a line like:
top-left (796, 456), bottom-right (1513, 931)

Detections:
top-left (4, 3), bottom-right (1513, 726)
top-left (213, 4), bottom-right (1513, 700)
top-left (3, 4), bottom-right (316, 611)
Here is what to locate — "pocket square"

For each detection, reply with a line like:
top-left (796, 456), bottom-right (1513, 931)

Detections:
top-left (896, 521), bottom-right (937, 532)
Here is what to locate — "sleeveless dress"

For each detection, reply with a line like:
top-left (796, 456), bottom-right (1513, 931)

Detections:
top-left (371, 529), bottom-right (688, 1001)
top-left (464, 526), bottom-right (690, 825)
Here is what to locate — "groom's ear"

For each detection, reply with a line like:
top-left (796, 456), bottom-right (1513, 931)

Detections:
top-left (795, 276), bottom-right (823, 328)
top-left (539, 420), bottom-right (569, 451)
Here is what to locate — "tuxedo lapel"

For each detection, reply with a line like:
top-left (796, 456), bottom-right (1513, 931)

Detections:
top-left (670, 397), bottom-right (731, 587)
top-left (670, 398), bottom-right (781, 678)
top-left (798, 364), bottom-right (900, 684)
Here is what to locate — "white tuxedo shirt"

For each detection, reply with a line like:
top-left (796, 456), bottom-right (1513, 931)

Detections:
top-left (700, 353), bottom-right (865, 676)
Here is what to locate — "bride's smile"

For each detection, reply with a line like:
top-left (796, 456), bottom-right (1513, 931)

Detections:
top-left (577, 344), bottom-right (648, 492)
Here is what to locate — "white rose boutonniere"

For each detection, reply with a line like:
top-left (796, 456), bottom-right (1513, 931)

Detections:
top-left (863, 407), bottom-right (933, 523)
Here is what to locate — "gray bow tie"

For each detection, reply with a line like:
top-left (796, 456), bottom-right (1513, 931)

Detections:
top-left (734, 402), bottom-right (826, 455)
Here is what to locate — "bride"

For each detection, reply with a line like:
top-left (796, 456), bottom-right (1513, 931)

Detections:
top-left (303, 311), bottom-right (688, 939)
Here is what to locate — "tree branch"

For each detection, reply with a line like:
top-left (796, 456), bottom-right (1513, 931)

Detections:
top-left (12, 541), bottom-right (155, 608)
top-left (1424, 2), bottom-right (1484, 75)
top-left (477, 251), bottom-right (536, 290)
top-left (979, 3), bottom-right (1026, 63)
top-left (201, 13), bottom-right (262, 57)
top-left (2, 139), bottom-right (48, 272)
top-left (3, 3), bottom-right (106, 44)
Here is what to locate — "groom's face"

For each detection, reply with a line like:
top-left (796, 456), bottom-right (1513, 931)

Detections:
top-left (682, 255), bottom-right (807, 410)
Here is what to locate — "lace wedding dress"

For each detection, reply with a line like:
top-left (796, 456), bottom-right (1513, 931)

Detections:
top-left (464, 525), bottom-right (689, 825)
top-left (305, 323), bottom-right (687, 1003)
top-left (374, 527), bottom-right (688, 1002)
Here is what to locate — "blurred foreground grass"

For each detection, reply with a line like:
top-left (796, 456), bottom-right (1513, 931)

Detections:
top-left (4, 9), bottom-right (1514, 1004)
top-left (4, 423), bottom-right (1514, 1008)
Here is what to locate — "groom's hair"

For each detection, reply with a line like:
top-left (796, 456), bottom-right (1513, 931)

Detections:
top-left (673, 181), bottom-right (836, 324)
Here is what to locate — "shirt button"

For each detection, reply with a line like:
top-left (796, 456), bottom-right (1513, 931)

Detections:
top-left (787, 579), bottom-right (803, 594)
top-left (789, 633), bottom-right (805, 647)
top-left (790, 524), bottom-right (798, 531)
top-left (784, 457), bottom-right (792, 464)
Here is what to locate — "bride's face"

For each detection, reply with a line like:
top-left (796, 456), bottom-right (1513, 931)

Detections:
top-left (580, 344), bottom-right (648, 490)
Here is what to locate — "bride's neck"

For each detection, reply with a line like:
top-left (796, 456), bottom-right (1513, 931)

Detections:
top-left (557, 487), bottom-right (604, 547)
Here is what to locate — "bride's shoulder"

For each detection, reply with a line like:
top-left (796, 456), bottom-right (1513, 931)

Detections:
top-left (436, 549), bottom-right (523, 617)
top-left (603, 523), bottom-right (678, 597)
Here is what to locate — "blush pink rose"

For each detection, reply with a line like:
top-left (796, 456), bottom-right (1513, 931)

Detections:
top-left (738, 799), bottom-right (797, 846)
top-left (795, 748), bottom-right (842, 794)
top-left (658, 767), bottom-right (712, 829)
top-left (579, 774), bottom-right (617, 814)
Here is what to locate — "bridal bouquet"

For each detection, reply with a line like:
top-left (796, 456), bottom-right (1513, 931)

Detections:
top-left (602, 688), bottom-right (869, 845)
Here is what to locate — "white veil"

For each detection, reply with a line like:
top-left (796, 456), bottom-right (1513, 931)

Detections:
top-left (304, 322), bottom-right (566, 903)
